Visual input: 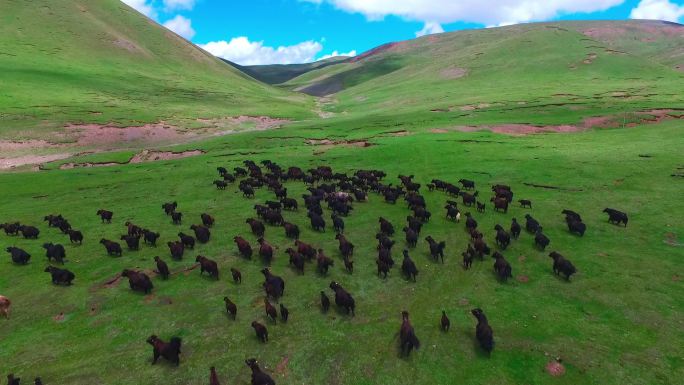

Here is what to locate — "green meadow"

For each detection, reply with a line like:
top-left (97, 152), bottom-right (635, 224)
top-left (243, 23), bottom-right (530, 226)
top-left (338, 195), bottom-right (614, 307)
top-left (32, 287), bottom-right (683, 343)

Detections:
top-left (1, 118), bottom-right (683, 384)
top-left (1, 1), bottom-right (683, 384)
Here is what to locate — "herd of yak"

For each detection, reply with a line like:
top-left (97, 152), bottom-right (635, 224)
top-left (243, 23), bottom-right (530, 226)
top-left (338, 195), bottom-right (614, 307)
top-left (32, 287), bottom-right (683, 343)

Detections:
top-left (2, 159), bottom-right (629, 385)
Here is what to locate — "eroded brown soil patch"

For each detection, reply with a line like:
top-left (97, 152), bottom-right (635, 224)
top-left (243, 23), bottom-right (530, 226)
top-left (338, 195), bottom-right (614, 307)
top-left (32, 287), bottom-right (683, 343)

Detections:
top-left (0, 140), bottom-right (61, 151)
top-left (1, 117), bottom-right (283, 170)
top-left (440, 67), bottom-right (468, 79)
top-left (198, 115), bottom-right (289, 132)
top-left (0, 153), bottom-right (73, 170)
top-left (546, 360), bottom-right (566, 377)
top-left (665, 232), bottom-right (682, 247)
top-left (65, 123), bottom-right (187, 146)
top-left (276, 356), bottom-right (290, 377)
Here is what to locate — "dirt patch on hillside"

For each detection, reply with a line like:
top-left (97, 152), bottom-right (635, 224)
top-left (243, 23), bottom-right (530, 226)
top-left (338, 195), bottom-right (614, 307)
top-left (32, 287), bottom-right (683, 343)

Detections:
top-left (457, 103), bottom-right (493, 112)
top-left (440, 67), bottom-right (468, 79)
top-left (583, 116), bottom-right (616, 127)
top-left (0, 140), bottom-right (62, 151)
top-left (112, 38), bottom-right (144, 54)
top-left (276, 356), bottom-right (290, 377)
top-left (65, 123), bottom-right (188, 146)
top-left (546, 360), bottom-right (566, 377)
top-left (665, 232), bottom-right (683, 247)
top-left (64, 116), bottom-right (286, 147)
top-left (197, 116), bottom-right (289, 132)
top-left (0, 153), bottom-right (73, 170)
top-left (584, 23), bottom-right (684, 42)
top-left (583, 53), bottom-right (598, 64)
top-left (517, 275), bottom-right (530, 283)
top-left (1, 116), bottom-right (282, 170)
top-left (582, 27), bottom-right (627, 40)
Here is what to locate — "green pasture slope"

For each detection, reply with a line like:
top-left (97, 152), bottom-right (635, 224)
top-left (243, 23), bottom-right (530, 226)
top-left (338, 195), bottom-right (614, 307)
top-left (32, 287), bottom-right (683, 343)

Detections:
top-left (0, 0), bottom-right (312, 140)
top-left (0, 118), bottom-right (683, 385)
top-left (283, 20), bottom-right (684, 117)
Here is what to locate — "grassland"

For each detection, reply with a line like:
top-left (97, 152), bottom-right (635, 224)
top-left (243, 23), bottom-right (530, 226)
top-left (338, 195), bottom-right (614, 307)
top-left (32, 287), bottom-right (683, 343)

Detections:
top-left (1, 115), bottom-right (683, 384)
top-left (0, 4), bottom-right (683, 384)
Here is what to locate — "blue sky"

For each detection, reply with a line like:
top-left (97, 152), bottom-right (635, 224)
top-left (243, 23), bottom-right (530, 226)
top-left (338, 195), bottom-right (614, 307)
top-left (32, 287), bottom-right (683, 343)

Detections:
top-left (122, 0), bottom-right (684, 65)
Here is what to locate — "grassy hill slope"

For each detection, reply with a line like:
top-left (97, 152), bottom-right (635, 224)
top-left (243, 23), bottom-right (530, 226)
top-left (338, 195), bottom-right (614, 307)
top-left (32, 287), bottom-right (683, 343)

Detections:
top-left (0, 0), bottom-right (312, 139)
top-left (283, 20), bottom-right (684, 119)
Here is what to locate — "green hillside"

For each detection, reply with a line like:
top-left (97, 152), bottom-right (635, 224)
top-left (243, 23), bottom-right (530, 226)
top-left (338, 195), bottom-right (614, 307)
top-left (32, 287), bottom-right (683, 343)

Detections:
top-left (0, 0), bottom-right (312, 140)
top-left (283, 20), bottom-right (684, 119)
top-left (226, 56), bottom-right (350, 85)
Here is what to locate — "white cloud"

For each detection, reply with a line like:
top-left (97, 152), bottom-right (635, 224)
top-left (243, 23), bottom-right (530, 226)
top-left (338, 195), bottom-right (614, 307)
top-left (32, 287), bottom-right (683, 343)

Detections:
top-left (630, 0), bottom-right (684, 22)
top-left (163, 15), bottom-right (196, 39)
top-left (200, 37), bottom-right (324, 65)
top-left (319, 50), bottom-right (357, 60)
top-left (121, 0), bottom-right (156, 18)
top-left (416, 21), bottom-right (444, 37)
top-left (302, 0), bottom-right (625, 26)
top-left (163, 0), bottom-right (196, 12)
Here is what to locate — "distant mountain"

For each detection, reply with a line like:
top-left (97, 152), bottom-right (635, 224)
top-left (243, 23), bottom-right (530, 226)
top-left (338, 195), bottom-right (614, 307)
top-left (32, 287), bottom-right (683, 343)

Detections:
top-left (225, 57), bottom-right (351, 85)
